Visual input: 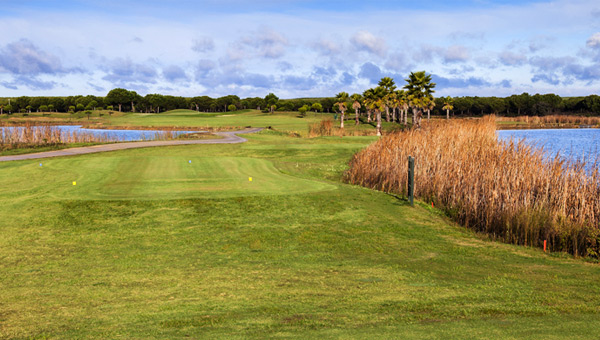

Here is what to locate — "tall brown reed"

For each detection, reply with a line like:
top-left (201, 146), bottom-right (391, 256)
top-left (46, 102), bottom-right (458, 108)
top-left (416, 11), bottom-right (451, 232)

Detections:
top-left (308, 119), bottom-right (377, 137)
top-left (0, 123), bottom-right (179, 149)
top-left (497, 115), bottom-right (600, 126)
top-left (345, 116), bottom-right (600, 257)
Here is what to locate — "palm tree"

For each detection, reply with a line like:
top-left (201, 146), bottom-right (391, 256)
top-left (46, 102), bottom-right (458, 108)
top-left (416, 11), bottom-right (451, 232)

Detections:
top-left (403, 71), bottom-right (436, 128)
top-left (378, 77), bottom-right (396, 122)
top-left (362, 88), bottom-right (375, 123)
top-left (442, 96), bottom-right (454, 119)
top-left (335, 92), bottom-right (349, 129)
top-left (372, 86), bottom-right (386, 136)
top-left (426, 97), bottom-right (435, 120)
top-left (397, 90), bottom-right (409, 125)
top-left (351, 93), bottom-right (362, 125)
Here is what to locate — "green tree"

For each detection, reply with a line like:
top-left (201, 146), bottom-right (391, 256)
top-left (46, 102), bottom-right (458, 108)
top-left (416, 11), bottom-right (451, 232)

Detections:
top-left (396, 90), bottom-right (409, 124)
top-left (442, 96), bottom-right (454, 119)
top-left (5, 104), bottom-right (12, 114)
top-left (76, 103), bottom-right (85, 112)
top-left (335, 92), bottom-right (349, 128)
top-left (378, 77), bottom-right (397, 122)
top-left (372, 86), bottom-right (386, 136)
top-left (86, 100), bottom-right (98, 111)
top-left (351, 93), bottom-right (362, 125)
top-left (227, 104), bottom-right (237, 112)
top-left (106, 88), bottom-right (131, 112)
top-left (298, 105), bottom-right (309, 117)
top-left (311, 102), bottom-right (322, 113)
top-left (362, 88), bottom-right (376, 123)
top-left (264, 93), bottom-right (279, 113)
top-left (403, 71), bottom-right (436, 128)
top-left (145, 94), bottom-right (166, 113)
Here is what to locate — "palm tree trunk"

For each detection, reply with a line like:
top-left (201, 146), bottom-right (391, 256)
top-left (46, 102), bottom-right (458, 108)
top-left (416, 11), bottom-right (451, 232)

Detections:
top-left (446, 109), bottom-right (449, 119)
top-left (385, 106), bottom-right (390, 122)
top-left (131, 101), bottom-right (136, 113)
top-left (376, 110), bottom-right (382, 136)
top-left (355, 108), bottom-right (359, 125)
top-left (118, 104), bottom-right (122, 112)
top-left (367, 110), bottom-right (372, 123)
top-left (341, 112), bottom-right (345, 129)
top-left (427, 109), bottom-right (430, 120)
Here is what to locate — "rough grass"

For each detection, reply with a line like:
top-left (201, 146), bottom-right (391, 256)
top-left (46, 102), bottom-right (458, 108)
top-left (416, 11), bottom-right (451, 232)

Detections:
top-left (1, 132), bottom-right (600, 339)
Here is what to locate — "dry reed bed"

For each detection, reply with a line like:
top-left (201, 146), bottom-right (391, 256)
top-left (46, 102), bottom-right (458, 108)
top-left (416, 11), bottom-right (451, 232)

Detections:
top-left (0, 123), bottom-right (178, 148)
top-left (497, 115), bottom-right (600, 126)
top-left (345, 116), bottom-right (600, 257)
top-left (308, 119), bottom-right (377, 137)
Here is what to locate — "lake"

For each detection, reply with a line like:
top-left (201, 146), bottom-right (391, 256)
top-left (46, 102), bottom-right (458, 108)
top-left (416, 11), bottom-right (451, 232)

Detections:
top-left (497, 128), bottom-right (600, 166)
top-left (0, 125), bottom-right (198, 142)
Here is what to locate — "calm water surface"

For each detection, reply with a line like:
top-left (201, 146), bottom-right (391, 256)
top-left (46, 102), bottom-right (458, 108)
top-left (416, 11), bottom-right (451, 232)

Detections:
top-left (497, 128), bottom-right (600, 166)
top-left (1, 125), bottom-right (197, 141)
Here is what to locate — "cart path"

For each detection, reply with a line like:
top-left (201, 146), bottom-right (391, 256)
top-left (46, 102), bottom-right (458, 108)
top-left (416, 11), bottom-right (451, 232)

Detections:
top-left (0, 128), bottom-right (264, 162)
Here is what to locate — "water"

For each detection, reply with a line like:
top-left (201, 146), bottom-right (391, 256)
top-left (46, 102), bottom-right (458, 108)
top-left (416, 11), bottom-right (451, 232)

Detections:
top-left (0, 125), bottom-right (197, 141)
top-left (497, 128), bottom-right (600, 170)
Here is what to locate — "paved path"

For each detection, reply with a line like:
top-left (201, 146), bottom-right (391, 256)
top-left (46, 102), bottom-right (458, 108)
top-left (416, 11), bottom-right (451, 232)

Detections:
top-left (0, 128), bottom-right (263, 162)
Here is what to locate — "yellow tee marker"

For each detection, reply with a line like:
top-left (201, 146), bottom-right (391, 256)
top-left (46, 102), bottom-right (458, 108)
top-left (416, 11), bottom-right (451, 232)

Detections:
top-left (73, 181), bottom-right (76, 186)
top-left (249, 177), bottom-right (253, 182)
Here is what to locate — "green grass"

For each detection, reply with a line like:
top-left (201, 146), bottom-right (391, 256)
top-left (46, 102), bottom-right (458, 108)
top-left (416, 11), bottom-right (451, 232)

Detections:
top-left (103, 110), bottom-right (328, 133)
top-left (1, 109), bottom-right (352, 136)
top-left (1, 132), bottom-right (600, 339)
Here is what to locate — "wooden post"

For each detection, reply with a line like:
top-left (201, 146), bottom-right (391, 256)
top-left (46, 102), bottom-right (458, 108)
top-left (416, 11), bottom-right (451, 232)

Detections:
top-left (408, 156), bottom-right (415, 206)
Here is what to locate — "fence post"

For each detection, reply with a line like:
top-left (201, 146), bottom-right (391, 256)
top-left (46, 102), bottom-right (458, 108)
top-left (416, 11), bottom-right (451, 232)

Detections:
top-left (408, 156), bottom-right (415, 206)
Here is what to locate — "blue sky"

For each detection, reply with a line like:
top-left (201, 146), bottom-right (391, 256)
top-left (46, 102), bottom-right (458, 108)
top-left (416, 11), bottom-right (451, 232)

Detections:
top-left (1, 0), bottom-right (599, 98)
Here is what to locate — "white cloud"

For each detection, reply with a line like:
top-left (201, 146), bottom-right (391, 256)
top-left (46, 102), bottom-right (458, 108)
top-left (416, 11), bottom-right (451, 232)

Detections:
top-left (444, 45), bottom-right (470, 63)
top-left (498, 50), bottom-right (527, 66)
top-left (587, 32), bottom-right (600, 49)
top-left (350, 31), bottom-right (387, 57)
top-left (240, 27), bottom-right (289, 59)
top-left (313, 39), bottom-right (342, 56)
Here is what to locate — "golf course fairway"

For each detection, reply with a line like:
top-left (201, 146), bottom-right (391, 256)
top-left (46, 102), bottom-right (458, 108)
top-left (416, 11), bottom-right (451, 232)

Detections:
top-left (1, 131), bottom-right (600, 339)
top-left (0, 153), bottom-right (334, 201)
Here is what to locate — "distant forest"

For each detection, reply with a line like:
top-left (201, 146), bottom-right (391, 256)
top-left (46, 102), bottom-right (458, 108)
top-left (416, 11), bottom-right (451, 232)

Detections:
top-left (1, 88), bottom-right (600, 116)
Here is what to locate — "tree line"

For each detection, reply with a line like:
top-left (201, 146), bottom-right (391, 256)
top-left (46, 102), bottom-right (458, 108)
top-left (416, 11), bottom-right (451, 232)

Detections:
top-left (0, 89), bottom-right (277, 115)
top-left (1, 87), bottom-right (600, 118)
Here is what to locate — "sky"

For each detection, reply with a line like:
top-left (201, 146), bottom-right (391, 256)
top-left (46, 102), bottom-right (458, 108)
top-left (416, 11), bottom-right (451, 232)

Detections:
top-left (1, 0), bottom-right (600, 99)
